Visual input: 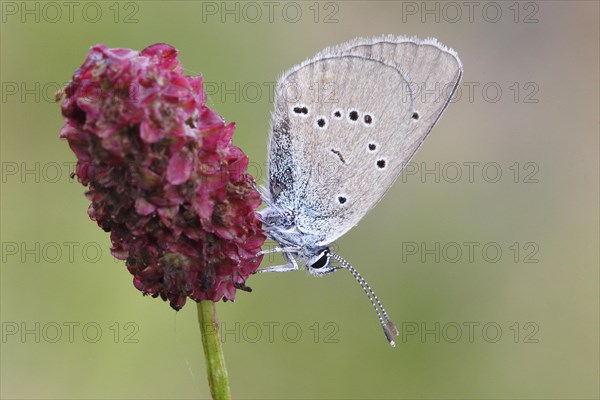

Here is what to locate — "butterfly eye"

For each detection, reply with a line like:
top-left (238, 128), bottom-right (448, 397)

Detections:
top-left (309, 252), bottom-right (329, 269)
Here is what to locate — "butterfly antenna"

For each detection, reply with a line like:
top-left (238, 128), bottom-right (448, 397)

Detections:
top-left (328, 252), bottom-right (399, 347)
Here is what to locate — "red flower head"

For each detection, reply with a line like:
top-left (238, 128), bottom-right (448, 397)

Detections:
top-left (59, 43), bottom-right (265, 310)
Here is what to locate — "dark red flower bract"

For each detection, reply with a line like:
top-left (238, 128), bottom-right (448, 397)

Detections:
top-left (59, 43), bottom-right (265, 309)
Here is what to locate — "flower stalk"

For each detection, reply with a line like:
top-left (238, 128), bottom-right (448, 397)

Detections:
top-left (197, 301), bottom-right (231, 400)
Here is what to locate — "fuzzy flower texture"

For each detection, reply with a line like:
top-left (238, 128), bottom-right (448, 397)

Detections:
top-left (59, 43), bottom-right (265, 309)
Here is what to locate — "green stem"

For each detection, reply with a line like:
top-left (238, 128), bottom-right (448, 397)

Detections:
top-left (197, 300), bottom-right (231, 400)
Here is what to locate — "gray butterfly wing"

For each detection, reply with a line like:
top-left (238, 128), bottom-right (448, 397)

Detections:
top-left (267, 37), bottom-right (462, 246)
top-left (316, 35), bottom-right (464, 173)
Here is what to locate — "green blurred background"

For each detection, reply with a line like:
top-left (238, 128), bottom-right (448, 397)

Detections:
top-left (1, 1), bottom-right (598, 399)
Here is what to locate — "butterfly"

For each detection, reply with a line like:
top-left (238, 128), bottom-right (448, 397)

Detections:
top-left (256, 35), bottom-right (463, 346)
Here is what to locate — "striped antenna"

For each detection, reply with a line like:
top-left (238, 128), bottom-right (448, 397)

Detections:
top-left (328, 252), bottom-right (399, 347)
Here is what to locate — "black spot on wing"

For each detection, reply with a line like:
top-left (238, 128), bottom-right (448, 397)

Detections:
top-left (330, 149), bottom-right (346, 164)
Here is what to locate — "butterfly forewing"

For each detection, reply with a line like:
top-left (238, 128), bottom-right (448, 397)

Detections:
top-left (318, 36), bottom-right (463, 167)
top-left (267, 36), bottom-right (462, 245)
top-left (269, 56), bottom-right (413, 243)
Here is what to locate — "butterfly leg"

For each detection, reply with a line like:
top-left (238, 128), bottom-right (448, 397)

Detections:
top-left (254, 252), bottom-right (299, 274)
top-left (256, 247), bottom-right (286, 256)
